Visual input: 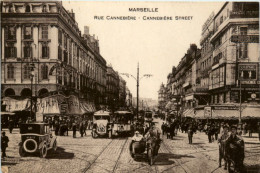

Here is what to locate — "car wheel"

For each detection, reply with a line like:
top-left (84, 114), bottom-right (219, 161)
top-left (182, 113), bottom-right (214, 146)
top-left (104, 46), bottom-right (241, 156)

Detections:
top-left (23, 139), bottom-right (37, 153)
top-left (53, 140), bottom-right (57, 152)
top-left (40, 144), bottom-right (48, 158)
top-left (92, 131), bottom-right (97, 138)
top-left (19, 146), bottom-right (26, 157)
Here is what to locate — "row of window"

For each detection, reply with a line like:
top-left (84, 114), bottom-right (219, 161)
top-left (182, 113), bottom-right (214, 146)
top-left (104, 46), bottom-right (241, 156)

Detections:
top-left (7, 64), bottom-right (48, 80)
top-left (58, 29), bottom-right (106, 85)
top-left (5, 25), bottom-right (48, 40)
top-left (201, 56), bottom-right (212, 70)
top-left (5, 44), bottom-right (49, 59)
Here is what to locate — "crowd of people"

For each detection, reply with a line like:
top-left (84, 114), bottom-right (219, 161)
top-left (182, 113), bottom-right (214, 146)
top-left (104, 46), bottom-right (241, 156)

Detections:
top-left (160, 117), bottom-right (260, 172)
top-left (43, 117), bottom-right (93, 138)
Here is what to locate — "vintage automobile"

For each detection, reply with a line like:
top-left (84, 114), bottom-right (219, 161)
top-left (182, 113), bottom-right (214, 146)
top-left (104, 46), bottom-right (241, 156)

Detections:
top-left (92, 110), bottom-right (112, 138)
top-left (19, 123), bottom-right (57, 158)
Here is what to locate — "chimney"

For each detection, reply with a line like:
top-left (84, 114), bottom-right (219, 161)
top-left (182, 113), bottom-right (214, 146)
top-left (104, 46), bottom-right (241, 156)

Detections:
top-left (70, 9), bottom-right (75, 20)
top-left (84, 26), bottom-right (90, 35)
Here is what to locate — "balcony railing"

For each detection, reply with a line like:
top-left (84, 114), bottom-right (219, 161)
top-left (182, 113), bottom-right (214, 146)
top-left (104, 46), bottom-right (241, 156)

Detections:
top-left (230, 11), bottom-right (259, 18)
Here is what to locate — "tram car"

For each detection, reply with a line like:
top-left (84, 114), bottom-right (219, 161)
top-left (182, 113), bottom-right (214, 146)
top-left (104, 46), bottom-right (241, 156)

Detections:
top-left (112, 111), bottom-right (134, 136)
top-left (92, 110), bottom-right (112, 138)
top-left (144, 111), bottom-right (153, 122)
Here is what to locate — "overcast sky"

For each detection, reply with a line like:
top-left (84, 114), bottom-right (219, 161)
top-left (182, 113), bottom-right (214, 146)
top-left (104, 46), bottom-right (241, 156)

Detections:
top-left (62, 1), bottom-right (224, 100)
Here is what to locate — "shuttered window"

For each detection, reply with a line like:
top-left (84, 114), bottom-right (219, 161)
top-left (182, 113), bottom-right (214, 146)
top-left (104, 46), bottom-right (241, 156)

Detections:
top-left (42, 26), bottom-right (48, 39)
top-left (42, 44), bottom-right (49, 59)
top-left (41, 64), bottom-right (48, 80)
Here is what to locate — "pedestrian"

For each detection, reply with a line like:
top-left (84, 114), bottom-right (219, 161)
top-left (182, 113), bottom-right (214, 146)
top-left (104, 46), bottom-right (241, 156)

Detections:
top-left (161, 122), bottom-right (165, 135)
top-left (225, 125), bottom-right (245, 172)
top-left (248, 123), bottom-right (252, 137)
top-left (243, 123), bottom-right (247, 135)
top-left (72, 122), bottom-right (77, 138)
top-left (79, 122), bottom-right (84, 137)
top-left (214, 123), bottom-right (219, 140)
top-left (187, 123), bottom-right (195, 144)
top-left (83, 121), bottom-right (87, 136)
top-left (1, 131), bottom-right (9, 159)
top-left (218, 125), bottom-right (229, 169)
top-left (170, 122), bottom-right (175, 139)
top-left (219, 122), bottom-right (224, 135)
top-left (257, 122), bottom-right (260, 141)
top-left (8, 119), bottom-right (14, 133)
top-left (18, 118), bottom-right (22, 128)
top-left (55, 120), bottom-right (60, 136)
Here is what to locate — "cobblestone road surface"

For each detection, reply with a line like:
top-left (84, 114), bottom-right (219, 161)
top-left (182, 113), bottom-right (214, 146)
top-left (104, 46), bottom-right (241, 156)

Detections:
top-left (1, 121), bottom-right (260, 173)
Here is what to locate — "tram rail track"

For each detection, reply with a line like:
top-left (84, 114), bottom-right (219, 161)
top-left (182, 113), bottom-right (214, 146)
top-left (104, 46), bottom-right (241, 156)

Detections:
top-left (111, 138), bottom-right (129, 173)
top-left (82, 139), bottom-right (114, 173)
top-left (83, 137), bottom-right (129, 173)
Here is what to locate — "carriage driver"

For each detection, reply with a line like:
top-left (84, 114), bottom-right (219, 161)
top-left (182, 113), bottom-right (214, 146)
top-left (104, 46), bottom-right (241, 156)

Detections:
top-left (144, 121), bottom-right (162, 156)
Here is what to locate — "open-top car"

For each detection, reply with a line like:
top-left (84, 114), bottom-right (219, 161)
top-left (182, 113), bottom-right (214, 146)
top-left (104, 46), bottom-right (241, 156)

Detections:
top-left (19, 123), bottom-right (57, 158)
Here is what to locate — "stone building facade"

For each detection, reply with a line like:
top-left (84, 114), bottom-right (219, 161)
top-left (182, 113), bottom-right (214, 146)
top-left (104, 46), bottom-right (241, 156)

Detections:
top-left (1, 1), bottom-right (106, 110)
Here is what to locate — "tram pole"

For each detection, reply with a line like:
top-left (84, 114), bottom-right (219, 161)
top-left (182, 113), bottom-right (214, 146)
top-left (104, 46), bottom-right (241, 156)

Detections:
top-left (137, 62), bottom-right (139, 119)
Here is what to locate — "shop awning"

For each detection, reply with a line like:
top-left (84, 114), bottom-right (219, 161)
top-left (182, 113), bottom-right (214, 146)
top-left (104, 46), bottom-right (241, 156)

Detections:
top-left (1, 112), bottom-right (15, 115)
top-left (80, 101), bottom-right (91, 114)
top-left (183, 108), bottom-right (195, 118)
top-left (241, 107), bottom-right (260, 119)
top-left (37, 95), bottom-right (61, 114)
top-left (194, 110), bottom-right (206, 119)
top-left (94, 110), bottom-right (111, 116)
top-left (2, 97), bottom-right (31, 112)
top-left (212, 109), bottom-right (240, 119)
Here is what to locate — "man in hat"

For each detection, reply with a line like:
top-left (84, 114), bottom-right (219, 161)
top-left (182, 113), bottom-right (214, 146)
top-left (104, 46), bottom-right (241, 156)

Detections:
top-left (225, 125), bottom-right (245, 172)
top-left (218, 125), bottom-right (229, 169)
top-left (258, 122), bottom-right (260, 141)
top-left (1, 131), bottom-right (9, 159)
top-left (187, 123), bottom-right (196, 144)
top-left (144, 121), bottom-right (162, 156)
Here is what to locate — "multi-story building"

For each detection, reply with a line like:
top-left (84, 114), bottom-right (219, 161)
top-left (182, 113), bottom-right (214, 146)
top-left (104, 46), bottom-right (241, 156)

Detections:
top-left (125, 87), bottom-right (132, 108)
top-left (165, 2), bottom-right (259, 121)
top-left (119, 76), bottom-right (126, 108)
top-left (158, 83), bottom-right (167, 111)
top-left (198, 12), bottom-right (215, 105)
top-left (1, 1), bottom-right (106, 114)
top-left (209, 2), bottom-right (259, 105)
top-left (106, 65), bottom-right (119, 110)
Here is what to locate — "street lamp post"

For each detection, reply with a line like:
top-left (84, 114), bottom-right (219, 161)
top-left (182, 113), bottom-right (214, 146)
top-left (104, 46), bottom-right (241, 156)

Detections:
top-left (121, 62), bottom-right (152, 120)
top-left (29, 62), bottom-right (35, 121)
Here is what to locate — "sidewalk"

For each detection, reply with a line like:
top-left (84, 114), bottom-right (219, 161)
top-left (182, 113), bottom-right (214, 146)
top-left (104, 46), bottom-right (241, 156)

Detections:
top-left (163, 131), bottom-right (260, 173)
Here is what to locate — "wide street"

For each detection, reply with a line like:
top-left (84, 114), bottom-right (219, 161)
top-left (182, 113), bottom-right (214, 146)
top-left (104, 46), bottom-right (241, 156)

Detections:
top-left (1, 121), bottom-right (260, 173)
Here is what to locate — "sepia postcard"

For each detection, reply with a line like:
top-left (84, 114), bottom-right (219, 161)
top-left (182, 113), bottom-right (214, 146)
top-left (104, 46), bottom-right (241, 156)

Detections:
top-left (1, 1), bottom-right (260, 173)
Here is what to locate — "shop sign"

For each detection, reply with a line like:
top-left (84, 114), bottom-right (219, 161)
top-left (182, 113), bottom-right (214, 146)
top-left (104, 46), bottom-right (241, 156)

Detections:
top-left (238, 64), bottom-right (257, 70)
top-left (213, 106), bottom-right (238, 110)
top-left (231, 35), bottom-right (259, 43)
top-left (60, 102), bottom-right (68, 114)
top-left (241, 80), bottom-right (257, 84)
top-left (204, 106), bottom-right (211, 118)
top-left (196, 87), bottom-right (208, 92)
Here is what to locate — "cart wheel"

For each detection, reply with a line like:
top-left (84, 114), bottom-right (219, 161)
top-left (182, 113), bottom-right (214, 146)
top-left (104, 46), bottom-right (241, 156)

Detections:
top-left (19, 146), bottom-right (26, 157)
top-left (53, 140), bottom-right (57, 152)
top-left (40, 144), bottom-right (47, 158)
